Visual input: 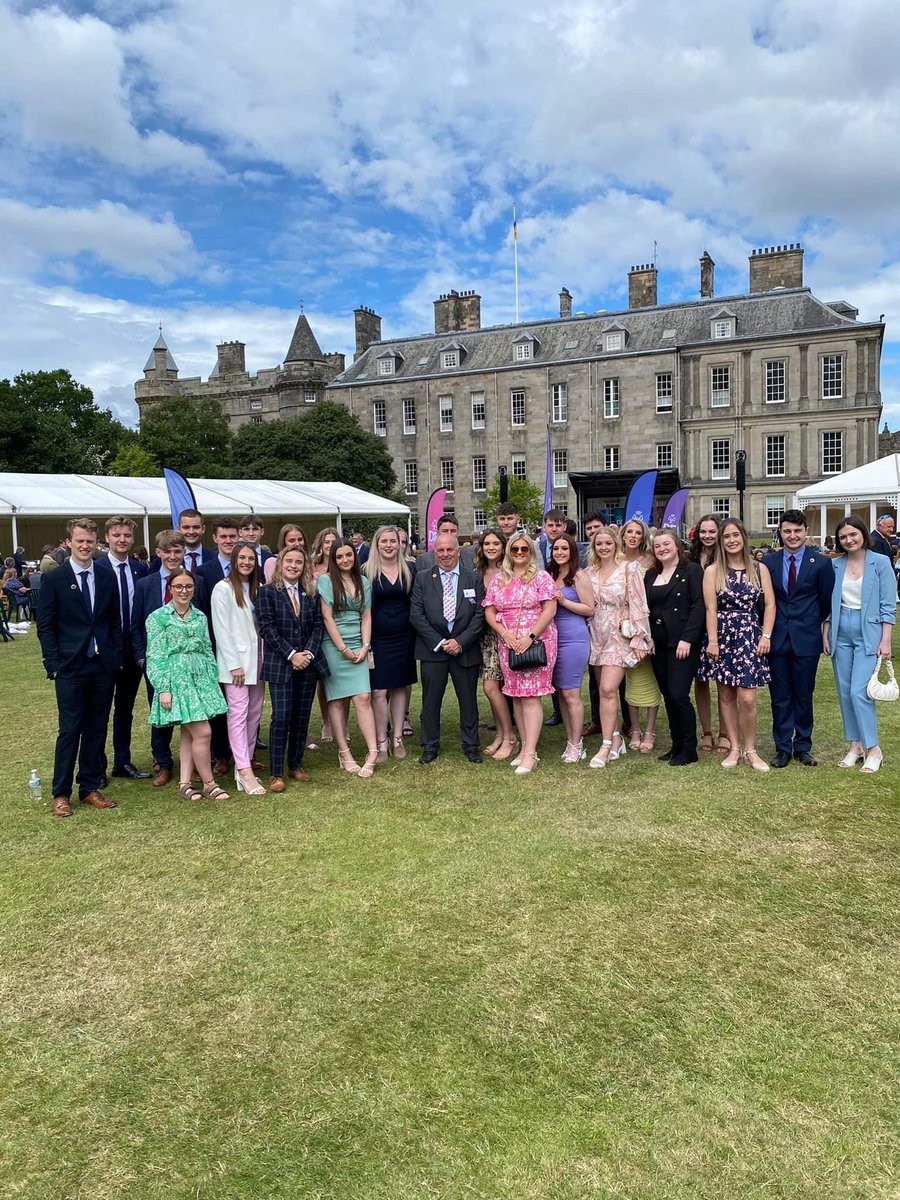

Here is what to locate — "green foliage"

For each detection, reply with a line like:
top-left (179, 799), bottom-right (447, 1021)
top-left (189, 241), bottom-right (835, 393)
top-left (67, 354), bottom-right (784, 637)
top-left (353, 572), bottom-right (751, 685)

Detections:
top-left (0, 369), bottom-right (132, 474)
top-left (482, 474), bottom-right (544, 530)
top-left (138, 396), bottom-right (232, 478)
top-left (232, 402), bottom-right (397, 494)
top-left (109, 443), bottom-right (159, 477)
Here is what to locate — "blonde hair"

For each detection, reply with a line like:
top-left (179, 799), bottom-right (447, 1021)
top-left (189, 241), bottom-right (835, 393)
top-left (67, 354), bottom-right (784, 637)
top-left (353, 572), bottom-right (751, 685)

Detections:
top-left (500, 534), bottom-right (540, 585)
top-left (621, 518), bottom-right (652, 559)
top-left (364, 525), bottom-right (412, 592)
top-left (587, 525), bottom-right (623, 570)
top-left (271, 546), bottom-right (311, 595)
top-left (713, 519), bottom-right (761, 593)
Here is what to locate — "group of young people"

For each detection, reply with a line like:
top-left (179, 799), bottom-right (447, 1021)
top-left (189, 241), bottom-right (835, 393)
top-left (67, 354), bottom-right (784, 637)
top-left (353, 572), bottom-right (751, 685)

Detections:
top-left (34, 499), bottom-right (894, 817)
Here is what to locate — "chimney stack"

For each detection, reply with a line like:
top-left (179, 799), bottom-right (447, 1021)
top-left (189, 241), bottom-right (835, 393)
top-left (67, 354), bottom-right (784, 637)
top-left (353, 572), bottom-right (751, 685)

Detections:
top-left (700, 251), bottom-right (715, 299)
top-left (559, 287), bottom-right (572, 319)
top-left (628, 264), bottom-right (658, 309)
top-left (216, 341), bottom-right (246, 375)
top-left (749, 244), bottom-right (804, 293)
top-left (458, 289), bottom-right (481, 331)
top-left (434, 290), bottom-right (460, 334)
top-left (354, 306), bottom-right (382, 361)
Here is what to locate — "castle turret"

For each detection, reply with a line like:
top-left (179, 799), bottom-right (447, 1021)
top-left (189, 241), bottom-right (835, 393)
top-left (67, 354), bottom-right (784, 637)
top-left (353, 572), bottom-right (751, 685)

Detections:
top-left (143, 329), bottom-right (179, 381)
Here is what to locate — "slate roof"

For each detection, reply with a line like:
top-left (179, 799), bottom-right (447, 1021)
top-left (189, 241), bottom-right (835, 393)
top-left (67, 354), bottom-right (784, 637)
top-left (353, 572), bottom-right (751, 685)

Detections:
top-left (285, 313), bottom-right (324, 363)
top-left (332, 288), bottom-right (872, 387)
top-left (143, 331), bottom-right (178, 372)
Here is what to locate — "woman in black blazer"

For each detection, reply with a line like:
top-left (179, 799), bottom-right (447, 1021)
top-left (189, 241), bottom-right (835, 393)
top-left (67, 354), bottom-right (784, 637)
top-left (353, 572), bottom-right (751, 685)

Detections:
top-left (256, 547), bottom-right (327, 792)
top-left (644, 530), bottom-right (706, 765)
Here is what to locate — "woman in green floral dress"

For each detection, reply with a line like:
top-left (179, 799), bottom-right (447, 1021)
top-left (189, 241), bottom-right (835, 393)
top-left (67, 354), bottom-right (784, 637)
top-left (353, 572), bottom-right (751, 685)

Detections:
top-left (145, 567), bottom-right (229, 801)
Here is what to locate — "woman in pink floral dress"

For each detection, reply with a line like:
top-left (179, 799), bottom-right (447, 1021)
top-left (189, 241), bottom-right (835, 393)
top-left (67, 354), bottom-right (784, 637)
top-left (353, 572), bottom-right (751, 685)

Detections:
top-left (483, 535), bottom-right (558, 775)
top-left (586, 526), bottom-right (652, 768)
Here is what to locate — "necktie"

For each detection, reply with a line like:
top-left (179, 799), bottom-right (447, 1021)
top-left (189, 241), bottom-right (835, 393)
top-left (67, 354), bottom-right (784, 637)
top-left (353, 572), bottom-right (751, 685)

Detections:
top-left (442, 571), bottom-right (456, 625)
top-left (788, 554), bottom-right (797, 594)
top-left (118, 562), bottom-right (130, 633)
top-left (289, 585), bottom-right (300, 617)
top-left (79, 570), bottom-right (92, 615)
top-left (164, 577), bottom-right (172, 604)
top-left (188, 551), bottom-right (198, 573)
top-left (224, 563), bottom-right (231, 578)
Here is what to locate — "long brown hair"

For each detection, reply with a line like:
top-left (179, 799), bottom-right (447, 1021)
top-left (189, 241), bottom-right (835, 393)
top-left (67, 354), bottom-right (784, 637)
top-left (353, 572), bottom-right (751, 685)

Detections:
top-left (326, 538), bottom-right (365, 612)
top-left (276, 523), bottom-right (307, 553)
top-left (547, 534), bottom-right (580, 587)
top-left (713, 519), bottom-right (760, 593)
top-left (474, 527), bottom-right (507, 574)
top-left (226, 541), bottom-right (260, 609)
top-left (689, 514), bottom-right (720, 567)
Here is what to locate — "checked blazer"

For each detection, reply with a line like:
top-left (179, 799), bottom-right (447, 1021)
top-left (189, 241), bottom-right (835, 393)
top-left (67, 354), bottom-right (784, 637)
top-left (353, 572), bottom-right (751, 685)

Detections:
top-left (255, 582), bottom-right (328, 683)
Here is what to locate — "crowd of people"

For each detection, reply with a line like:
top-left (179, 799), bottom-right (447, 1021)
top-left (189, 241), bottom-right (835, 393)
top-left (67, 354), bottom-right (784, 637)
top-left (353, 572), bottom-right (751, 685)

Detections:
top-left (28, 500), bottom-right (896, 817)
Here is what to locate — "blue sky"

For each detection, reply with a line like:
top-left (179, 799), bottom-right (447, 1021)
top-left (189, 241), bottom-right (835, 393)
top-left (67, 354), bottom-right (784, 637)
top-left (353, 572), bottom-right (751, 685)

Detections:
top-left (2, 0), bottom-right (899, 430)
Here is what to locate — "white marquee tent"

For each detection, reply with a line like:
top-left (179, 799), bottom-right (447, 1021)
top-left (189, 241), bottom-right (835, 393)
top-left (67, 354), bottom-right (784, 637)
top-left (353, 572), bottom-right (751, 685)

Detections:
top-left (0, 473), bottom-right (410, 552)
top-left (795, 455), bottom-right (900, 538)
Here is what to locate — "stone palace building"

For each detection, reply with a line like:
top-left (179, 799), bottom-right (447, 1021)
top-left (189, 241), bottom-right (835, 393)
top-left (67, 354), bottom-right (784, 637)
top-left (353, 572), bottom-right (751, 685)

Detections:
top-left (136, 244), bottom-right (884, 536)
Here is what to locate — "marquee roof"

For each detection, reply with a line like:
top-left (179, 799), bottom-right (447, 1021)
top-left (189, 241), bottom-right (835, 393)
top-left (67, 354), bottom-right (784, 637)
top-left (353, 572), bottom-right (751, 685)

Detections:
top-left (796, 455), bottom-right (900, 506)
top-left (0, 473), bottom-right (409, 519)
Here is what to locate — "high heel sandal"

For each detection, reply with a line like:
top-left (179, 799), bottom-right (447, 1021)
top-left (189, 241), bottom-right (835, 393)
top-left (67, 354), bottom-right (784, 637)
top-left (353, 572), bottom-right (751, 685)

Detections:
top-left (392, 736), bottom-right (407, 761)
top-left (716, 735), bottom-right (731, 754)
top-left (375, 739), bottom-right (390, 765)
top-left (639, 732), bottom-right (656, 754)
top-left (629, 729), bottom-right (643, 751)
top-left (609, 732), bottom-right (626, 760)
top-left (561, 740), bottom-right (586, 764)
top-left (699, 730), bottom-right (714, 752)
top-left (839, 748), bottom-right (864, 768)
top-left (201, 780), bottom-right (229, 801)
top-left (321, 724), bottom-right (334, 743)
top-left (178, 781), bottom-right (203, 801)
top-left (493, 737), bottom-right (518, 762)
top-left (358, 751), bottom-right (379, 779)
top-left (514, 751), bottom-right (539, 775)
top-left (338, 749), bottom-right (360, 774)
top-left (235, 768), bottom-right (266, 795)
top-left (590, 739), bottom-right (613, 768)
top-left (861, 752), bottom-right (883, 774)
top-left (744, 749), bottom-right (770, 773)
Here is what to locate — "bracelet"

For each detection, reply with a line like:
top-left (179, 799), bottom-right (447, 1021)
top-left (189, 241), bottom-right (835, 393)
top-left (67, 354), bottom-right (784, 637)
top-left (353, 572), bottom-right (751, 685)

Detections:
top-left (760, 632), bottom-right (771, 640)
top-left (528, 632), bottom-right (537, 641)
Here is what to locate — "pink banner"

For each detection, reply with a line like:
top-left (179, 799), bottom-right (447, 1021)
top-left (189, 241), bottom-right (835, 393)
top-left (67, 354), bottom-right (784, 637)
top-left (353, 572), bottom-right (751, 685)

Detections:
top-left (424, 487), bottom-right (447, 551)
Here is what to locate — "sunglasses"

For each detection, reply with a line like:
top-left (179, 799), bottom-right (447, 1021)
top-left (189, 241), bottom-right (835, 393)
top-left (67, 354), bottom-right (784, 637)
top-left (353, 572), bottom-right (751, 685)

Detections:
top-left (510, 546), bottom-right (530, 554)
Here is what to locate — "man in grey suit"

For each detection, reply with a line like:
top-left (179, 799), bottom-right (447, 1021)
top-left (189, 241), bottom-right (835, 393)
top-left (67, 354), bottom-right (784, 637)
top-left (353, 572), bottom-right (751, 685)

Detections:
top-left (410, 533), bottom-right (486, 764)
top-left (414, 514), bottom-right (477, 572)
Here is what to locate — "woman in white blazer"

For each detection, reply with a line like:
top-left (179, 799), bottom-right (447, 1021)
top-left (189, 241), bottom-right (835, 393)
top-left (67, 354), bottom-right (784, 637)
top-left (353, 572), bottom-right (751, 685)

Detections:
top-left (211, 541), bottom-right (266, 794)
top-left (823, 516), bottom-right (895, 773)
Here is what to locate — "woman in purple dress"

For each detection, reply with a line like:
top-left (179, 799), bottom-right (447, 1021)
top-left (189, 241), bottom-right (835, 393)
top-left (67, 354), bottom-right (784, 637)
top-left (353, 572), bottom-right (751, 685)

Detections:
top-left (548, 534), bottom-right (594, 763)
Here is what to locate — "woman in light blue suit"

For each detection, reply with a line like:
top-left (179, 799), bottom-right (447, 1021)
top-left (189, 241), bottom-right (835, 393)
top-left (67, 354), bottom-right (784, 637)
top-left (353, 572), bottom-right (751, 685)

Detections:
top-left (823, 516), bottom-right (895, 772)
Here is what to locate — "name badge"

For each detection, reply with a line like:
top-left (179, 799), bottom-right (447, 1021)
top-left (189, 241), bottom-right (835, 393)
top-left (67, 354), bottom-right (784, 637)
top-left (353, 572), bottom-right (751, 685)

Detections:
top-left (463, 588), bottom-right (476, 599)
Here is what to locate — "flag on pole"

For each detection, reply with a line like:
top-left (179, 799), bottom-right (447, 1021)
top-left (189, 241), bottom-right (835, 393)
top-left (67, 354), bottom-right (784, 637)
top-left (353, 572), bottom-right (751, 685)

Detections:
top-left (512, 205), bottom-right (517, 241)
top-left (538, 426), bottom-right (553, 561)
top-left (661, 488), bottom-right (690, 531)
top-left (625, 471), bottom-right (657, 523)
top-left (424, 487), bottom-right (447, 551)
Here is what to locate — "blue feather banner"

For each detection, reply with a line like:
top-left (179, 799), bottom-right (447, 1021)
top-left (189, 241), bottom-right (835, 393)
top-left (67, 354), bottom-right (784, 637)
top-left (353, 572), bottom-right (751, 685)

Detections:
top-left (163, 468), bottom-right (197, 529)
top-left (625, 471), bottom-right (657, 523)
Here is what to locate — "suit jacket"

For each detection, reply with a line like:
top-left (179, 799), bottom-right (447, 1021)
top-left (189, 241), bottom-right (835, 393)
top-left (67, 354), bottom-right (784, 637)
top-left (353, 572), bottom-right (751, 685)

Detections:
top-left (644, 561), bottom-right (705, 646)
top-left (96, 554), bottom-right (149, 663)
top-left (37, 559), bottom-right (122, 679)
top-left (409, 563), bottom-right (485, 666)
top-left (256, 583), bottom-right (327, 684)
top-left (827, 552), bottom-right (896, 657)
top-left (762, 548), bottom-right (835, 656)
top-left (149, 545), bottom-right (214, 573)
top-left (131, 571), bottom-right (209, 662)
top-left (211, 579), bottom-right (263, 685)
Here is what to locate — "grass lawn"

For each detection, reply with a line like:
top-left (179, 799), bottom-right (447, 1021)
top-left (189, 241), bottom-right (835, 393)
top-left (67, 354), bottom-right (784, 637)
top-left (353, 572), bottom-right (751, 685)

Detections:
top-left (2, 629), bottom-right (899, 1199)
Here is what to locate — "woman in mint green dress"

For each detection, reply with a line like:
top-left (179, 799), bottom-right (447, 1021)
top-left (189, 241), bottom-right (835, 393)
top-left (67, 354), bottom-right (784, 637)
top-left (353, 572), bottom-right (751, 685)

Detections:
top-left (145, 567), bottom-right (229, 802)
top-left (315, 540), bottom-right (379, 777)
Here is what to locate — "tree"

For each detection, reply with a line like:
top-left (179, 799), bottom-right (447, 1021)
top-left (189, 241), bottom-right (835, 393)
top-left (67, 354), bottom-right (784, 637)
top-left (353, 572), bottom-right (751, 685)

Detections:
top-left (138, 396), bottom-right (232, 478)
top-left (482, 475), bottom-right (543, 531)
top-left (0, 369), bottom-right (133, 474)
top-left (232, 402), bottom-right (397, 495)
top-left (109, 444), bottom-right (159, 477)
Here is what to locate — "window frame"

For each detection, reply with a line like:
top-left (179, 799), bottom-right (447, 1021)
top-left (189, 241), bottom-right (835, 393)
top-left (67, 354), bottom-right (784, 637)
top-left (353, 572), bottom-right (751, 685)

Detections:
top-left (765, 496), bottom-right (785, 529)
top-left (713, 319), bottom-right (733, 339)
top-left (473, 507), bottom-right (487, 533)
top-left (821, 430), bottom-right (844, 475)
top-left (510, 390), bottom-right (526, 427)
top-left (603, 377), bottom-right (620, 419)
top-left (472, 455), bottom-right (487, 493)
top-left (377, 357), bottom-right (395, 376)
top-left (655, 373), bottom-right (673, 412)
top-left (303, 389), bottom-right (317, 405)
top-left (552, 448), bottom-right (568, 489)
top-left (439, 394), bottom-right (453, 433)
top-left (511, 453), bottom-right (526, 481)
top-left (441, 349), bottom-right (459, 370)
top-left (764, 359), bottom-right (786, 405)
top-left (604, 446), bottom-right (620, 471)
top-left (711, 438), bottom-right (731, 480)
top-left (656, 442), bottom-right (673, 470)
top-left (470, 391), bottom-right (486, 430)
top-left (551, 382), bottom-right (568, 424)
top-left (402, 397), bottom-right (416, 435)
top-left (606, 332), bottom-right (623, 352)
top-left (404, 461), bottom-right (418, 496)
top-left (710, 364), bottom-right (731, 408)
top-left (765, 433), bottom-right (786, 478)
top-left (712, 497), bottom-right (731, 520)
top-left (440, 458), bottom-right (455, 493)
top-left (514, 341), bottom-right (532, 362)
top-left (822, 353), bottom-right (844, 399)
top-left (373, 399), bottom-right (387, 437)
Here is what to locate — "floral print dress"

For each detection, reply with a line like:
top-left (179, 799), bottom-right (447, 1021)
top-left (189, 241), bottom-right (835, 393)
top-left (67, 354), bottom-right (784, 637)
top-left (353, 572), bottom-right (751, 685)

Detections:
top-left (483, 570), bottom-right (558, 698)
top-left (697, 569), bottom-right (770, 689)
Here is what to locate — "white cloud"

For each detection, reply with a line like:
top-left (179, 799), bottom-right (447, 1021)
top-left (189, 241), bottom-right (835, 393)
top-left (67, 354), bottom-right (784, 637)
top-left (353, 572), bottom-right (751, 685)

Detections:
top-left (0, 198), bottom-right (197, 282)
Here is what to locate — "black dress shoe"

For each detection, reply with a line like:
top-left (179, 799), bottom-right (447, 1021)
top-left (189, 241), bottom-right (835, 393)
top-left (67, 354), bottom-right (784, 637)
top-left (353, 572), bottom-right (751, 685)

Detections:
top-left (657, 749), bottom-right (673, 761)
top-left (544, 713), bottom-right (563, 727)
top-left (418, 750), bottom-right (438, 764)
top-left (464, 751), bottom-right (483, 764)
top-left (770, 750), bottom-right (792, 768)
top-left (255, 739), bottom-right (269, 751)
top-left (112, 763), bottom-right (152, 780)
top-left (794, 750), bottom-right (818, 766)
top-left (669, 751), bottom-right (698, 766)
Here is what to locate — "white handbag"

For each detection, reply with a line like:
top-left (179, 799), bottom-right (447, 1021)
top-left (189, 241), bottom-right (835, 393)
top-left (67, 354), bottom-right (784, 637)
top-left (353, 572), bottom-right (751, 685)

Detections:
top-left (866, 656), bottom-right (899, 702)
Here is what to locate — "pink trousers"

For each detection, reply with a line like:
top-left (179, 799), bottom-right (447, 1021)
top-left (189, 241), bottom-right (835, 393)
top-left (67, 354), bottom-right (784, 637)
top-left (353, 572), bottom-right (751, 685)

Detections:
top-left (224, 682), bottom-right (265, 769)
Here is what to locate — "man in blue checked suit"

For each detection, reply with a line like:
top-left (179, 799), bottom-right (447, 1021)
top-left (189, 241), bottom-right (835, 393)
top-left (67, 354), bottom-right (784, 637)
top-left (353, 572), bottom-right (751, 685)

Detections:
top-left (763, 509), bottom-right (834, 768)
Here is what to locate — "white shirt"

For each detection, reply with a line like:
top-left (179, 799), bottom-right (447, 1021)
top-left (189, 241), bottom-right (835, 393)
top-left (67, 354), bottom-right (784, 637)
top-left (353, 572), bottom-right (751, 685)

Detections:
top-left (841, 574), bottom-right (863, 610)
top-left (106, 552), bottom-right (134, 615)
top-left (69, 558), bottom-right (96, 607)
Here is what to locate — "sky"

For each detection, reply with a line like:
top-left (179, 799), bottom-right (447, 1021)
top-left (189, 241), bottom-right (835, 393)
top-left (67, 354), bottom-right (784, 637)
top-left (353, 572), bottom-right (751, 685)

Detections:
top-left (2, 0), bottom-right (900, 430)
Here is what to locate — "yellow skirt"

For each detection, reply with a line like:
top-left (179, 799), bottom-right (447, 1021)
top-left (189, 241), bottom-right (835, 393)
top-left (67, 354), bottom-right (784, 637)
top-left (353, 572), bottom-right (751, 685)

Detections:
top-left (625, 657), bottom-right (662, 707)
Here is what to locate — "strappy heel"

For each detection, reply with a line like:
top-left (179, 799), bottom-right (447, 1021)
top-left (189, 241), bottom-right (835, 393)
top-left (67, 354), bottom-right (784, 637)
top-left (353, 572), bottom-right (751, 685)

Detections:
top-left (338, 749), bottom-right (360, 774)
top-left (561, 739), bottom-right (586, 764)
top-left (235, 768), bottom-right (266, 795)
top-left (201, 780), bottom-right (229, 801)
top-left (609, 732), bottom-right (626, 760)
top-left (392, 736), bottom-right (407, 760)
top-left (698, 730), bottom-right (714, 752)
top-left (629, 729), bottom-right (643, 751)
top-left (590, 739), bottom-right (613, 768)
top-left (493, 737), bottom-right (518, 762)
top-left (639, 732), bottom-right (655, 754)
top-left (744, 749), bottom-right (770, 773)
top-left (514, 751), bottom-right (539, 775)
top-left (861, 751), bottom-right (883, 774)
top-left (839, 747), bottom-right (864, 768)
top-left (358, 751), bottom-right (379, 779)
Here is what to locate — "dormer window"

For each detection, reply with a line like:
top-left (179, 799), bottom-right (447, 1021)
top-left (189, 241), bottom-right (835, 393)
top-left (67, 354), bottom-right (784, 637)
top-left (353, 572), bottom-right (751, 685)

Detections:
top-left (512, 332), bottom-right (539, 362)
top-left (710, 308), bottom-right (736, 340)
top-left (606, 332), bottom-right (623, 351)
top-left (515, 342), bottom-right (532, 361)
top-left (377, 358), bottom-right (394, 376)
top-left (600, 321), bottom-right (628, 353)
top-left (376, 349), bottom-right (403, 375)
top-left (442, 350), bottom-right (459, 369)
top-left (713, 320), bottom-right (732, 339)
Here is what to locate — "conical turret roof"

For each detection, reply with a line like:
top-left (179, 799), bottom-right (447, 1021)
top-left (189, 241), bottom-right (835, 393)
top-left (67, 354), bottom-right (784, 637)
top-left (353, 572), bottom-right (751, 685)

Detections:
top-left (284, 312), bottom-right (324, 363)
top-left (144, 330), bottom-right (178, 372)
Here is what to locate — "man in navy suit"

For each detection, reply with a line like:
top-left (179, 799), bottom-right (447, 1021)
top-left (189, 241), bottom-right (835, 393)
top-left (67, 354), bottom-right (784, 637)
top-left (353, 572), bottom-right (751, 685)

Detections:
top-left (37, 517), bottom-right (123, 816)
top-left (96, 516), bottom-right (150, 781)
top-left (196, 517), bottom-right (241, 772)
top-left (763, 509), bottom-right (835, 768)
top-left (132, 529), bottom-right (208, 787)
top-left (238, 515), bottom-right (274, 572)
top-left (149, 507), bottom-right (214, 574)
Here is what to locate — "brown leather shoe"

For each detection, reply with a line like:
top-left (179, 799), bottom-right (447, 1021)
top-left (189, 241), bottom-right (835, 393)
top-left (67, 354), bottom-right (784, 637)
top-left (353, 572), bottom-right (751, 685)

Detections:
top-left (288, 768), bottom-right (310, 783)
top-left (52, 796), bottom-right (73, 818)
top-left (268, 776), bottom-right (286, 793)
top-left (250, 757), bottom-right (265, 773)
top-left (212, 759), bottom-right (229, 777)
top-left (80, 790), bottom-right (117, 809)
top-left (582, 720), bottom-right (603, 737)
top-left (152, 767), bottom-right (173, 788)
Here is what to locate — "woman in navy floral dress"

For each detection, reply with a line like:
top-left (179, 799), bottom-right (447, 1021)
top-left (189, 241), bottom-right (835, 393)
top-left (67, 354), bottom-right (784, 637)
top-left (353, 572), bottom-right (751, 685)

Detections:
top-left (701, 519), bottom-right (775, 772)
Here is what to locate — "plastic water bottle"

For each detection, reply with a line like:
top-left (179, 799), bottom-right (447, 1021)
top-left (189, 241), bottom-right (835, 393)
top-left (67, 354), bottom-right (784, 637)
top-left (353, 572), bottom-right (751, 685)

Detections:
top-left (27, 769), bottom-right (42, 803)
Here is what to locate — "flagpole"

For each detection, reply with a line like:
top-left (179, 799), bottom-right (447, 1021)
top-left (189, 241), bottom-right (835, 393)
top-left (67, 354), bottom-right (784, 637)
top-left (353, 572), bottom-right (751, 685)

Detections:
top-left (513, 203), bottom-right (519, 323)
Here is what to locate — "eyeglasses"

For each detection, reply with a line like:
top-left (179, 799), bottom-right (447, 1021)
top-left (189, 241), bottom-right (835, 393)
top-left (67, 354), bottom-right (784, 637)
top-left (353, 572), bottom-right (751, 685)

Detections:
top-left (171, 583), bottom-right (195, 592)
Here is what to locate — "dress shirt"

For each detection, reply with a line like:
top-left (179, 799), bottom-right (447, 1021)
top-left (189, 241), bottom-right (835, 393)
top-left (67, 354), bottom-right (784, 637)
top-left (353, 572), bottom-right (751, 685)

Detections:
top-left (184, 546), bottom-right (204, 574)
top-left (217, 555), bottom-right (232, 577)
top-left (159, 567), bottom-right (172, 605)
top-left (782, 544), bottom-right (806, 592)
top-left (434, 563), bottom-right (460, 650)
top-left (70, 559), bottom-right (98, 655)
top-left (106, 552), bottom-right (134, 614)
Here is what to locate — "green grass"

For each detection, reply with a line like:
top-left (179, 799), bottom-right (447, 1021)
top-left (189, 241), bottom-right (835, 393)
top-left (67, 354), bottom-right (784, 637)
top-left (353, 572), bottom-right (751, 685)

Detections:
top-left (2, 630), bottom-right (900, 1198)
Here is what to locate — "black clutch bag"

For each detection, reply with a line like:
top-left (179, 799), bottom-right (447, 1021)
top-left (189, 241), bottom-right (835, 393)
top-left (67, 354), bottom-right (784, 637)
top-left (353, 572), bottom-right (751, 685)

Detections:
top-left (508, 638), bottom-right (547, 671)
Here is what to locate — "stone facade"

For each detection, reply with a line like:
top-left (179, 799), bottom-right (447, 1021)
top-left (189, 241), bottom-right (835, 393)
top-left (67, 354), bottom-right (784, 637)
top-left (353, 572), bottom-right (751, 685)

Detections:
top-left (328, 246), bottom-right (884, 537)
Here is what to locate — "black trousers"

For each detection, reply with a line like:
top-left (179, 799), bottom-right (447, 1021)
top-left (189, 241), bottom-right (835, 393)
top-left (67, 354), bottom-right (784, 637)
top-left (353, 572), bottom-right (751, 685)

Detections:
top-left (267, 671), bottom-right (318, 777)
top-left (650, 640), bottom-right (701, 757)
top-left (52, 659), bottom-right (116, 798)
top-left (100, 656), bottom-right (144, 771)
top-left (419, 657), bottom-right (480, 754)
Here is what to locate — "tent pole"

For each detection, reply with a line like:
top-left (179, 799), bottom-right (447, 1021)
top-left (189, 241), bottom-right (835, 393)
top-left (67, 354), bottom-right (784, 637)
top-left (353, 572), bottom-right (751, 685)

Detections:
top-left (11, 512), bottom-right (18, 556)
top-left (335, 508), bottom-right (343, 537)
top-left (819, 504), bottom-right (827, 542)
top-left (142, 512), bottom-right (150, 553)
top-left (869, 500), bottom-right (877, 529)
